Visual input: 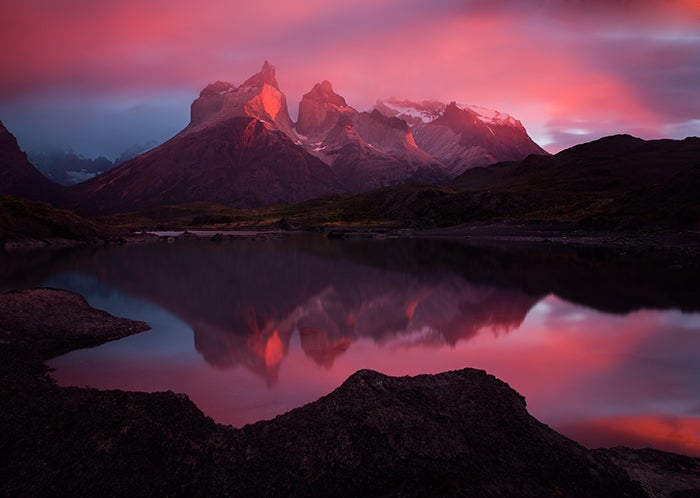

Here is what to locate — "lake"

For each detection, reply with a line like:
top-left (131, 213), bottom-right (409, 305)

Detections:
top-left (2, 234), bottom-right (699, 456)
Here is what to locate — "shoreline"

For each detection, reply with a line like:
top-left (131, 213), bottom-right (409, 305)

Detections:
top-left (1, 288), bottom-right (699, 496)
top-left (3, 207), bottom-right (699, 260)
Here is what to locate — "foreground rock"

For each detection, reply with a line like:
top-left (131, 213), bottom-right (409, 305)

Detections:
top-left (1, 289), bottom-right (698, 496)
top-left (600, 447), bottom-right (700, 498)
top-left (220, 369), bottom-right (644, 497)
top-left (0, 289), bottom-right (220, 496)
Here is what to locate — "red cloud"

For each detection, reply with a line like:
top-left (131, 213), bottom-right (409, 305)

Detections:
top-left (1, 0), bottom-right (697, 154)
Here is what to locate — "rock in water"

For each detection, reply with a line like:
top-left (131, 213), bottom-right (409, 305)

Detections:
top-left (0, 288), bottom-right (150, 358)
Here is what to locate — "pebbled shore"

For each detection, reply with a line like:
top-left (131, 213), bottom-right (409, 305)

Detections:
top-left (1, 288), bottom-right (698, 497)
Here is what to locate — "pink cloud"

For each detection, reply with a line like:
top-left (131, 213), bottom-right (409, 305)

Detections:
top-left (0, 0), bottom-right (697, 155)
top-left (560, 415), bottom-right (700, 456)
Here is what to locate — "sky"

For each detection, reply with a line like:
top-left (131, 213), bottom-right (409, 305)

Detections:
top-left (1, 0), bottom-right (699, 159)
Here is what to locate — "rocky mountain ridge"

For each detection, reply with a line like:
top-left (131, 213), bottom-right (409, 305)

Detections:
top-left (0, 62), bottom-right (548, 214)
top-left (375, 98), bottom-right (547, 176)
top-left (185, 61), bottom-right (296, 139)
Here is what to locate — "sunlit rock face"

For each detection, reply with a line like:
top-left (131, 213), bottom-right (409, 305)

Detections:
top-left (64, 63), bottom-right (345, 214)
top-left (187, 61), bottom-right (295, 138)
top-left (296, 80), bottom-right (354, 140)
top-left (297, 83), bottom-right (547, 182)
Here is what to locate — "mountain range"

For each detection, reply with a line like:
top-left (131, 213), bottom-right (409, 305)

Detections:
top-left (28, 143), bottom-right (155, 186)
top-left (0, 62), bottom-right (546, 215)
top-left (1, 62), bottom-right (697, 233)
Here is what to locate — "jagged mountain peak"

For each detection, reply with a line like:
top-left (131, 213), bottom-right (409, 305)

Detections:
top-left (366, 108), bottom-right (411, 132)
top-left (447, 102), bottom-right (522, 128)
top-left (241, 60), bottom-right (280, 90)
top-left (186, 61), bottom-right (294, 137)
top-left (305, 80), bottom-right (348, 107)
top-left (196, 61), bottom-right (280, 102)
top-left (317, 79), bottom-right (334, 92)
top-left (200, 81), bottom-right (237, 97)
top-left (296, 80), bottom-right (355, 139)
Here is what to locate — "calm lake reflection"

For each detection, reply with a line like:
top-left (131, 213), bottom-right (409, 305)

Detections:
top-left (2, 235), bottom-right (699, 456)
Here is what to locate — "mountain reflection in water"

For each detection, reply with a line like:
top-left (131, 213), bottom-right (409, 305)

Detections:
top-left (2, 235), bottom-right (698, 456)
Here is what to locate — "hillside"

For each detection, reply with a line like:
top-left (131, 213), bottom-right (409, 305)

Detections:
top-left (0, 196), bottom-right (118, 249)
top-left (237, 134), bottom-right (699, 231)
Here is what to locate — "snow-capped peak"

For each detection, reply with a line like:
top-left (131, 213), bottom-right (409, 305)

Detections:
top-left (375, 98), bottom-right (519, 128)
top-left (375, 98), bottom-right (445, 123)
top-left (465, 104), bottom-right (519, 127)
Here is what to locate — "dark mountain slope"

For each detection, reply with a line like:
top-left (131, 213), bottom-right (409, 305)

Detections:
top-left (0, 121), bottom-right (61, 201)
top-left (57, 62), bottom-right (342, 215)
top-left (449, 134), bottom-right (700, 228)
top-left (67, 117), bottom-right (341, 215)
top-left (235, 134), bottom-right (699, 231)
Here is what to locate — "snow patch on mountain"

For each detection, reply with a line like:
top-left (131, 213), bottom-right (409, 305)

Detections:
top-left (379, 100), bottom-right (445, 123)
top-left (466, 105), bottom-right (519, 127)
top-left (376, 98), bottom-right (519, 128)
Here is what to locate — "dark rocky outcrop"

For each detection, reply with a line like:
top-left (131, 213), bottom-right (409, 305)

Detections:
top-left (255, 134), bottom-right (700, 232)
top-left (600, 447), bottom-right (700, 497)
top-left (220, 368), bottom-right (645, 497)
top-left (0, 288), bottom-right (150, 358)
top-left (1, 288), bottom-right (697, 496)
top-left (0, 288), bottom-right (220, 497)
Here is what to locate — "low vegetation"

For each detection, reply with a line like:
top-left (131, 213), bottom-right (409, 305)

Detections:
top-left (90, 135), bottom-right (700, 233)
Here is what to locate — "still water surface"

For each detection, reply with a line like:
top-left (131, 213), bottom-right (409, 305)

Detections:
top-left (2, 235), bottom-right (699, 456)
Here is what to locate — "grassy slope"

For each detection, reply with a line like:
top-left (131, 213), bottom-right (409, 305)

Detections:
top-left (83, 135), bottom-right (699, 233)
top-left (0, 195), bottom-right (118, 246)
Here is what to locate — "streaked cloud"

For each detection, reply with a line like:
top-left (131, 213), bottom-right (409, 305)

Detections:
top-left (0, 0), bottom-right (697, 156)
